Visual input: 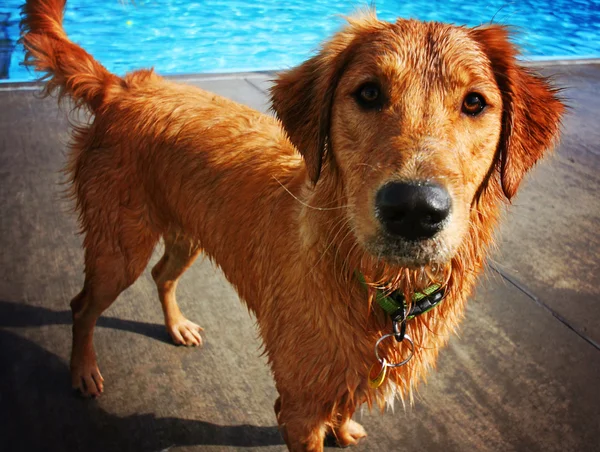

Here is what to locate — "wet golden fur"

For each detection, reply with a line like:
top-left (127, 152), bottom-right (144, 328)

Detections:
top-left (21, 1), bottom-right (563, 450)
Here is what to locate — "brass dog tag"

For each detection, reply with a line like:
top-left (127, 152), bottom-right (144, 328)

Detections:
top-left (368, 359), bottom-right (387, 389)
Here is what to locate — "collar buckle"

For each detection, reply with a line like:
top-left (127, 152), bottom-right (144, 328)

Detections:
top-left (391, 306), bottom-right (407, 342)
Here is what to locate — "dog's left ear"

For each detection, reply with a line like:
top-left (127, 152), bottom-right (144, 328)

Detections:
top-left (270, 30), bottom-right (361, 184)
top-left (471, 26), bottom-right (565, 200)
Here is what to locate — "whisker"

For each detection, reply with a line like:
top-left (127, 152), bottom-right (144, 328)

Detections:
top-left (307, 215), bottom-right (353, 275)
top-left (339, 240), bottom-right (361, 288)
top-left (355, 162), bottom-right (382, 171)
top-left (272, 175), bottom-right (351, 211)
top-left (333, 225), bottom-right (358, 277)
top-left (337, 227), bottom-right (360, 276)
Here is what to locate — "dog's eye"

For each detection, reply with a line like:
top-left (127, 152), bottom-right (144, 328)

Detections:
top-left (462, 92), bottom-right (486, 116)
top-left (354, 82), bottom-right (383, 110)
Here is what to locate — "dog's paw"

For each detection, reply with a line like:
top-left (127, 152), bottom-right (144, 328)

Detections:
top-left (71, 362), bottom-right (104, 398)
top-left (332, 419), bottom-right (367, 447)
top-left (167, 318), bottom-right (203, 346)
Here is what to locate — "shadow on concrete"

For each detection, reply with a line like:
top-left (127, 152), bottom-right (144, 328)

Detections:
top-left (0, 327), bottom-right (284, 451)
top-left (0, 299), bottom-right (173, 344)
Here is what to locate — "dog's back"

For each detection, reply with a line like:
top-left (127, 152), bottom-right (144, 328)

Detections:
top-left (22, 0), bottom-right (303, 255)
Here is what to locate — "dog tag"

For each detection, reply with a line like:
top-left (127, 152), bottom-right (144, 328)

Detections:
top-left (368, 359), bottom-right (387, 389)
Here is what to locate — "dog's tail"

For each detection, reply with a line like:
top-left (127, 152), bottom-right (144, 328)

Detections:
top-left (20, 0), bottom-right (122, 112)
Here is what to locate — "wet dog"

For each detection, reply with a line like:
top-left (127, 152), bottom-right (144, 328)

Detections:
top-left (21, 1), bottom-right (563, 450)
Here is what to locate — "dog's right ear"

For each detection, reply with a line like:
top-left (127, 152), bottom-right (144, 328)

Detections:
top-left (270, 26), bottom-right (364, 184)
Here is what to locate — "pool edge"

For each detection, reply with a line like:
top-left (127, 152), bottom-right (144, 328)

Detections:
top-left (2, 59), bottom-right (600, 90)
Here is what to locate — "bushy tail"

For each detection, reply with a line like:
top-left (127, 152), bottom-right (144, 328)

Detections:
top-left (20, 0), bottom-right (121, 111)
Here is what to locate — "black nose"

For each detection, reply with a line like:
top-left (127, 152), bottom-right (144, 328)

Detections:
top-left (376, 181), bottom-right (452, 240)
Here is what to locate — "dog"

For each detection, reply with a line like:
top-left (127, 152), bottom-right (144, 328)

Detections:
top-left (20, 0), bottom-right (564, 450)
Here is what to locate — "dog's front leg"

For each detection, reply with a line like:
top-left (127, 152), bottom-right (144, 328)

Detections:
top-left (329, 414), bottom-right (367, 447)
top-left (274, 395), bottom-right (367, 451)
top-left (274, 395), bottom-right (328, 452)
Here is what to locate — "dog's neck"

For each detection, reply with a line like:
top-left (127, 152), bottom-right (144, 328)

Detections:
top-left (282, 164), bottom-right (507, 408)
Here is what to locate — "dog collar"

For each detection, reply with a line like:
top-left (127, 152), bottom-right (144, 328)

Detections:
top-left (356, 272), bottom-right (445, 326)
top-left (357, 271), bottom-right (446, 389)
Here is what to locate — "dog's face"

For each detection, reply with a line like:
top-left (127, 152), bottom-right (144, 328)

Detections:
top-left (329, 22), bottom-right (504, 266)
top-left (272, 16), bottom-right (563, 268)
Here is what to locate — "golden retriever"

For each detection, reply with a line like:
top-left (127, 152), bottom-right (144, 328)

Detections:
top-left (21, 0), bottom-right (563, 450)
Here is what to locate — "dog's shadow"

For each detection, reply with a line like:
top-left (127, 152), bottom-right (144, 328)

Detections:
top-left (0, 300), bottom-right (285, 451)
top-left (0, 298), bottom-right (174, 344)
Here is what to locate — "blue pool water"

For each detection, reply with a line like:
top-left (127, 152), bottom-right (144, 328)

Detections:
top-left (1, 0), bottom-right (600, 82)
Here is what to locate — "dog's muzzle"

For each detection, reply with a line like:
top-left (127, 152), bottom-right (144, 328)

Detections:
top-left (375, 181), bottom-right (452, 241)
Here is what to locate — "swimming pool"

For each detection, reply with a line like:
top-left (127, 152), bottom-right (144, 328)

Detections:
top-left (2, 0), bottom-right (600, 82)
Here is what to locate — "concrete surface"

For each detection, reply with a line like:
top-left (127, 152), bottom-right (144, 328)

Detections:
top-left (1, 63), bottom-right (599, 452)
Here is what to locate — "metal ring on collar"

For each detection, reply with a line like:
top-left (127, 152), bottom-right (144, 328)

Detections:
top-left (374, 333), bottom-right (415, 368)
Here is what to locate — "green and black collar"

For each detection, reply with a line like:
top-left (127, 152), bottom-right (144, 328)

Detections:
top-left (359, 271), bottom-right (447, 388)
top-left (357, 272), bottom-right (446, 341)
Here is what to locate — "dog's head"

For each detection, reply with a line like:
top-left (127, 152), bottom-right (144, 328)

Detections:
top-left (271, 15), bottom-right (564, 268)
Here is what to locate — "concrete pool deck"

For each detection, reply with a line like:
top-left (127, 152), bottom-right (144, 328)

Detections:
top-left (1, 62), bottom-right (599, 452)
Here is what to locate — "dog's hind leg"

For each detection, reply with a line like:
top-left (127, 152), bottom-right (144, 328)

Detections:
top-left (151, 231), bottom-right (203, 346)
top-left (70, 226), bottom-right (158, 398)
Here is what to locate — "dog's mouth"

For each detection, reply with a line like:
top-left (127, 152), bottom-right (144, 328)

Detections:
top-left (364, 233), bottom-right (453, 268)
